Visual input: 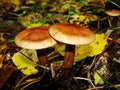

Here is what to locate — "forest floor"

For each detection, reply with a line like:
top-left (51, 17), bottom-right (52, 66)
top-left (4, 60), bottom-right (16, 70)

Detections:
top-left (0, 0), bottom-right (120, 90)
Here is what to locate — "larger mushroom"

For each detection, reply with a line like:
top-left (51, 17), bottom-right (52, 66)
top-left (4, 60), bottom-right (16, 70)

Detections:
top-left (49, 23), bottom-right (95, 70)
top-left (15, 26), bottom-right (57, 66)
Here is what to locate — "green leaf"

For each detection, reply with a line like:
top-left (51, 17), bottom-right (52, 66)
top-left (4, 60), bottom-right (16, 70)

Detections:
top-left (78, 0), bottom-right (91, 5)
top-left (39, 18), bottom-right (46, 24)
top-left (95, 8), bottom-right (104, 13)
top-left (94, 72), bottom-right (104, 85)
top-left (62, 4), bottom-right (70, 10)
top-left (47, 13), bottom-right (54, 17)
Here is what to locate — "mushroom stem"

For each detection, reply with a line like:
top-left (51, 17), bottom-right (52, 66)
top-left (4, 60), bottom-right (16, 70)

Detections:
top-left (37, 49), bottom-right (48, 66)
top-left (63, 44), bottom-right (75, 69)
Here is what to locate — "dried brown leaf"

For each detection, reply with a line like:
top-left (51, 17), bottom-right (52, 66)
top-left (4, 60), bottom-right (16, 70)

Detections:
top-left (0, 65), bottom-right (17, 89)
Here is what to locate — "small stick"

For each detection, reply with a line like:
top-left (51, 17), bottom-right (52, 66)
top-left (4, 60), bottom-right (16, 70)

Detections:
top-left (86, 83), bottom-right (120, 90)
top-left (74, 77), bottom-right (95, 88)
top-left (108, 38), bottom-right (120, 44)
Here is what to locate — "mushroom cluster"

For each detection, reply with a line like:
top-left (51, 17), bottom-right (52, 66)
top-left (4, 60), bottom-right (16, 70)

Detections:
top-left (15, 23), bottom-right (95, 76)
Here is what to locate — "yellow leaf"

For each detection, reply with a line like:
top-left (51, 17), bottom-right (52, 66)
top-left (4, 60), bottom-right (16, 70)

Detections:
top-left (69, 14), bottom-right (98, 26)
top-left (10, 0), bottom-right (21, 7)
top-left (78, 15), bottom-right (86, 22)
top-left (27, 22), bottom-right (42, 28)
top-left (75, 34), bottom-right (107, 61)
top-left (88, 34), bottom-right (107, 57)
top-left (12, 51), bottom-right (38, 75)
top-left (10, 0), bottom-right (22, 11)
top-left (75, 44), bottom-right (93, 61)
top-left (27, 22), bottom-right (50, 28)
top-left (19, 49), bottom-right (38, 63)
top-left (88, 15), bottom-right (98, 21)
top-left (55, 43), bottom-right (65, 56)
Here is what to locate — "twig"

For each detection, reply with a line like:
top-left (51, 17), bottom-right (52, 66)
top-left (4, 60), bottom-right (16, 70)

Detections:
top-left (15, 75), bottom-right (42, 90)
top-left (35, 63), bottom-right (50, 70)
top-left (15, 75), bottom-right (30, 88)
top-left (108, 38), bottom-right (120, 44)
top-left (88, 56), bottom-right (97, 72)
top-left (19, 51), bottom-right (33, 62)
top-left (48, 54), bottom-right (60, 61)
top-left (20, 76), bottom-right (42, 90)
top-left (107, 0), bottom-right (120, 9)
top-left (86, 84), bottom-right (120, 90)
top-left (74, 77), bottom-right (95, 88)
top-left (47, 50), bottom-right (58, 58)
top-left (107, 17), bottom-right (112, 27)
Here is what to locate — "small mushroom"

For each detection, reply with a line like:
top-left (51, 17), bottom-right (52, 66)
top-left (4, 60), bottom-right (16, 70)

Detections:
top-left (49, 23), bottom-right (95, 70)
top-left (15, 26), bottom-right (57, 66)
top-left (105, 9), bottom-right (120, 17)
top-left (105, 9), bottom-right (120, 26)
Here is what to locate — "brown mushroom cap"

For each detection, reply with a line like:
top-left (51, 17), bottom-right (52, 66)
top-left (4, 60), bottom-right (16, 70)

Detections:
top-left (49, 23), bottom-right (95, 45)
top-left (105, 9), bottom-right (120, 16)
top-left (15, 26), bottom-right (57, 49)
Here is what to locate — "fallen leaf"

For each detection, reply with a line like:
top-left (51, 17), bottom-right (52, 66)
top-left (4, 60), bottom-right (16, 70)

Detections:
top-left (12, 50), bottom-right (38, 75)
top-left (88, 34), bottom-right (107, 57)
top-left (19, 49), bottom-right (38, 63)
top-left (10, 0), bottom-right (21, 6)
top-left (69, 14), bottom-right (98, 26)
top-left (0, 65), bottom-right (17, 88)
top-left (94, 71), bottom-right (104, 85)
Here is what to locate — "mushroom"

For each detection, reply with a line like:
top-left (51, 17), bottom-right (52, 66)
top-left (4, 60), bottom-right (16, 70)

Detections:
top-left (105, 9), bottom-right (120, 26)
top-left (15, 26), bottom-right (57, 66)
top-left (49, 23), bottom-right (95, 70)
top-left (105, 9), bottom-right (120, 17)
